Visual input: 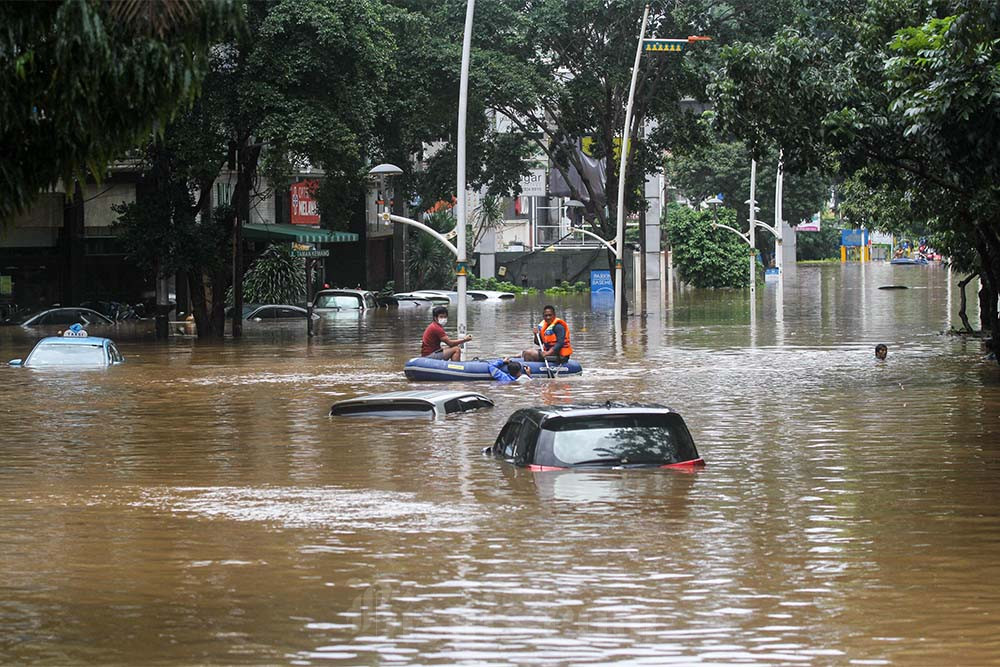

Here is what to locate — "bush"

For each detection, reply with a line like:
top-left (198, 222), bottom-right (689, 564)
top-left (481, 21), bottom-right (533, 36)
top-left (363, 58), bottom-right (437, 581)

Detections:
top-left (469, 276), bottom-right (536, 295)
top-left (663, 203), bottom-right (760, 288)
top-left (544, 280), bottom-right (588, 295)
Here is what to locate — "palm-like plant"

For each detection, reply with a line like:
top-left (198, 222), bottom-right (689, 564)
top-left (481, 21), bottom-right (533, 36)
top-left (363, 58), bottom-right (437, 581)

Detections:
top-left (408, 211), bottom-right (455, 289)
top-left (238, 244), bottom-right (306, 305)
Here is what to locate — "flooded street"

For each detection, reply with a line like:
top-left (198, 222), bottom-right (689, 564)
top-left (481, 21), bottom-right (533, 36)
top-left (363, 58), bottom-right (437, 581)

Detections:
top-left (2, 263), bottom-right (999, 665)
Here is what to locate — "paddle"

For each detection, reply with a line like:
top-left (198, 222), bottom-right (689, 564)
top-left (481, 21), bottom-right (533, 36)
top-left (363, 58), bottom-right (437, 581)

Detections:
top-left (534, 329), bottom-right (555, 379)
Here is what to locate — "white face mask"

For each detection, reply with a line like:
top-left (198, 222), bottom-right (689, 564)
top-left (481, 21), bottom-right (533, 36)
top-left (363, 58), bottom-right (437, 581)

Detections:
top-left (437, 317), bottom-right (448, 326)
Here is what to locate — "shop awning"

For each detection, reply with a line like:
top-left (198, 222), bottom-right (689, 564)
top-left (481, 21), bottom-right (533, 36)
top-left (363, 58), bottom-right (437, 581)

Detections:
top-left (242, 223), bottom-right (358, 243)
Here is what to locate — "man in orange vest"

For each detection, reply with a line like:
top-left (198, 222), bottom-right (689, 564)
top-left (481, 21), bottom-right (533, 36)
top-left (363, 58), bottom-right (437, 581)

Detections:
top-left (522, 304), bottom-right (573, 363)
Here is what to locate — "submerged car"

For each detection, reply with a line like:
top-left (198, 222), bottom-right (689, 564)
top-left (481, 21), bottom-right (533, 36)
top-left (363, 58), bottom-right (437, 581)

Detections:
top-left (485, 403), bottom-right (703, 470)
top-left (4, 307), bottom-right (114, 327)
top-left (330, 390), bottom-right (494, 420)
top-left (9, 329), bottom-right (125, 368)
top-left (467, 290), bottom-right (516, 301)
top-left (313, 289), bottom-right (377, 312)
top-left (230, 304), bottom-right (318, 321)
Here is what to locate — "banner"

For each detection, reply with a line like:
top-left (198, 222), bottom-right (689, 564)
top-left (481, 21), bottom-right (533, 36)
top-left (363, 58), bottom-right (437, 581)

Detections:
top-left (290, 180), bottom-right (320, 225)
top-left (798, 212), bottom-right (821, 232)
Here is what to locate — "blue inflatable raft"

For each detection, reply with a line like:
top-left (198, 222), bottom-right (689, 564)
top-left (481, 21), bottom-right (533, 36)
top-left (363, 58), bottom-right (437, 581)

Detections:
top-left (404, 357), bottom-right (583, 381)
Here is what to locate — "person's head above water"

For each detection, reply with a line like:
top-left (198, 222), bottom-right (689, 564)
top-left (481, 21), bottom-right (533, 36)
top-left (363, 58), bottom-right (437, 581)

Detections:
top-left (875, 344), bottom-right (888, 360)
top-left (432, 306), bottom-right (448, 325)
top-left (506, 360), bottom-right (528, 378)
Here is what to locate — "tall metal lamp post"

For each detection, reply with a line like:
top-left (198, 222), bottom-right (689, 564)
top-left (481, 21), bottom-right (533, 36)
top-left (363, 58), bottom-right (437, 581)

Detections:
top-left (709, 171), bottom-right (759, 310)
top-left (614, 4), bottom-right (710, 332)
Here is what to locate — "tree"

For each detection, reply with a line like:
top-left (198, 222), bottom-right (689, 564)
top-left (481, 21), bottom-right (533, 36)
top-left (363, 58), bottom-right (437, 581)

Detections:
top-left (0, 0), bottom-right (240, 221)
top-left (712, 0), bottom-right (1000, 361)
top-left (665, 126), bottom-right (830, 265)
top-left (116, 0), bottom-right (392, 337)
top-left (407, 211), bottom-right (456, 289)
top-left (664, 203), bottom-right (757, 288)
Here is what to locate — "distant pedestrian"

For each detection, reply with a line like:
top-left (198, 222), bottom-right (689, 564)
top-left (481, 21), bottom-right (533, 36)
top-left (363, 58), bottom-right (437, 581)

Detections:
top-left (875, 344), bottom-right (888, 360)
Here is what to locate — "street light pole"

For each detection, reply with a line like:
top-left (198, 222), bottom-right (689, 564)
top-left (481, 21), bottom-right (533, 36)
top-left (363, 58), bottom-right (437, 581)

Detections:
top-left (614, 3), bottom-right (651, 332)
top-left (747, 158), bottom-right (758, 305)
top-left (454, 0), bottom-right (475, 339)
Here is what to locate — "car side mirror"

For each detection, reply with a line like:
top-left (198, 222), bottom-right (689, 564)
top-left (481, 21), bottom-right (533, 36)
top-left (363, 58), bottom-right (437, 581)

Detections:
top-left (8, 359), bottom-right (22, 366)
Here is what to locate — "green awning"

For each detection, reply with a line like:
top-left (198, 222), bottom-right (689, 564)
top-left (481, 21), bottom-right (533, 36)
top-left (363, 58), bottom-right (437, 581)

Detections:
top-left (242, 223), bottom-right (358, 243)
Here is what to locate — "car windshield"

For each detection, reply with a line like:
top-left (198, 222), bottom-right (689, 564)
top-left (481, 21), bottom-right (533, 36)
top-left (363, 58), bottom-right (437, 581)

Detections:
top-left (545, 414), bottom-right (697, 466)
top-left (26, 342), bottom-right (106, 367)
top-left (315, 294), bottom-right (362, 309)
top-left (7, 310), bottom-right (43, 325)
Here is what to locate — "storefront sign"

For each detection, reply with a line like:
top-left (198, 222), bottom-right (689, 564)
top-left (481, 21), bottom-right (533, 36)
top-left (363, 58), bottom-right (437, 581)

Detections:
top-left (519, 169), bottom-right (547, 197)
top-left (290, 180), bottom-right (320, 225)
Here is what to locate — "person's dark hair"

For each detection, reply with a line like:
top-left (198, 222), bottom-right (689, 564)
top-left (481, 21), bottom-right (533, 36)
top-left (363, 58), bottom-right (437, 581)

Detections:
top-left (432, 306), bottom-right (448, 318)
top-left (506, 360), bottom-right (522, 377)
top-left (542, 304), bottom-right (556, 314)
top-left (875, 343), bottom-right (887, 358)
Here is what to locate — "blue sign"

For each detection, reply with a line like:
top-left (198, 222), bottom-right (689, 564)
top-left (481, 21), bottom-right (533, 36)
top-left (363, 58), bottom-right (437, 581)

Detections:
top-left (840, 229), bottom-right (868, 247)
top-left (590, 269), bottom-right (613, 293)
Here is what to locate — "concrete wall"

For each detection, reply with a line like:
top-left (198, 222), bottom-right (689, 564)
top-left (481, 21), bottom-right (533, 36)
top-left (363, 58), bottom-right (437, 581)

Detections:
top-left (487, 248), bottom-right (610, 289)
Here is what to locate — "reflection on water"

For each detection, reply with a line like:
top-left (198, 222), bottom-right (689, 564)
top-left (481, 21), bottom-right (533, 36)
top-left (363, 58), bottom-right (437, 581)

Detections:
top-left (1, 263), bottom-right (999, 664)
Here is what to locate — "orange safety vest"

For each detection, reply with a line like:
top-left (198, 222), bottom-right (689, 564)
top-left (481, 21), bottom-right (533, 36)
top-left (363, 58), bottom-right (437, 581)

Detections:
top-left (538, 317), bottom-right (573, 357)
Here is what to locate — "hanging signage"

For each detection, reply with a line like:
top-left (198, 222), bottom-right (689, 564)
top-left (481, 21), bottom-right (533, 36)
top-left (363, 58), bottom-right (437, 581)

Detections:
top-left (840, 229), bottom-right (868, 247)
top-left (290, 180), bottom-right (320, 225)
top-left (519, 169), bottom-right (547, 197)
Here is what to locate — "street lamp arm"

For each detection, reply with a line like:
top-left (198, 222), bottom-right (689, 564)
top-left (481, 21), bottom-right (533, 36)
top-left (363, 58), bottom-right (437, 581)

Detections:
top-left (756, 221), bottom-right (780, 238)
top-left (712, 222), bottom-right (752, 246)
top-left (568, 226), bottom-right (617, 253)
top-left (388, 214), bottom-right (459, 257)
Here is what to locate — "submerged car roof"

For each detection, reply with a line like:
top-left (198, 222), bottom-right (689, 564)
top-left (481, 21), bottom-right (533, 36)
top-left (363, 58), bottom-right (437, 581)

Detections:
top-left (330, 390), bottom-right (494, 417)
top-left (516, 402), bottom-right (678, 421)
top-left (35, 336), bottom-right (112, 345)
top-left (333, 390), bottom-right (490, 406)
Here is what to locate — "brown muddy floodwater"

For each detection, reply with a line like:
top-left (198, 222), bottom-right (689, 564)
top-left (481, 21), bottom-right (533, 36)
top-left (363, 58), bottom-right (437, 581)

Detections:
top-left (2, 263), bottom-right (999, 665)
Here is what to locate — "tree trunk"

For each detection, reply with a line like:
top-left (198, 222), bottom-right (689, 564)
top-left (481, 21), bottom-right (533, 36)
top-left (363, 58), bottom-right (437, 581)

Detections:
top-left (186, 269), bottom-right (213, 337)
top-left (958, 273), bottom-right (976, 333)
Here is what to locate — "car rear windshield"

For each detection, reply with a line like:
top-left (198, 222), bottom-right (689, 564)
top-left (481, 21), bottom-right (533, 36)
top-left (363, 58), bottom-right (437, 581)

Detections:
top-left (26, 343), bottom-right (106, 367)
top-left (543, 413), bottom-right (698, 466)
top-left (315, 294), bottom-right (362, 309)
top-left (330, 401), bottom-right (434, 419)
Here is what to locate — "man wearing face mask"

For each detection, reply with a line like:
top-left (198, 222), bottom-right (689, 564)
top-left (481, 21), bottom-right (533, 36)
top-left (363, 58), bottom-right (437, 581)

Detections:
top-left (421, 306), bottom-right (472, 361)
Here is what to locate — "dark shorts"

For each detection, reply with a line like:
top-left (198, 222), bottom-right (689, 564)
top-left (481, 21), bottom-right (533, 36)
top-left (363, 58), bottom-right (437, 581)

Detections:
top-left (544, 355), bottom-right (570, 364)
top-left (425, 350), bottom-right (446, 360)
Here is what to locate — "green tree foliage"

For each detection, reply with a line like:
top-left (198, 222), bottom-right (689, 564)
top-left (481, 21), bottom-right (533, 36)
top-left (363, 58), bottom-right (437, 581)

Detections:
top-left (238, 245), bottom-right (306, 305)
top-left (711, 0), bottom-right (1000, 356)
top-left (407, 212), bottom-right (455, 289)
top-left (116, 0), bottom-right (392, 337)
top-left (664, 203), bottom-right (757, 288)
top-left (111, 146), bottom-right (225, 279)
top-left (796, 226), bottom-right (843, 261)
top-left (0, 0), bottom-right (240, 221)
top-left (665, 128), bottom-right (830, 263)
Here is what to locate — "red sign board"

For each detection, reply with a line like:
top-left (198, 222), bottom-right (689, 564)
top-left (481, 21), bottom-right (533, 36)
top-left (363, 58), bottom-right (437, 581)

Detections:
top-left (290, 180), bottom-right (320, 225)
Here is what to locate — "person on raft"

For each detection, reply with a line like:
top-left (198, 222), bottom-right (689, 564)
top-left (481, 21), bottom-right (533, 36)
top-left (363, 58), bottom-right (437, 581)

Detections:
top-left (521, 304), bottom-right (573, 363)
top-left (421, 306), bottom-right (472, 361)
top-left (488, 357), bottom-right (532, 384)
